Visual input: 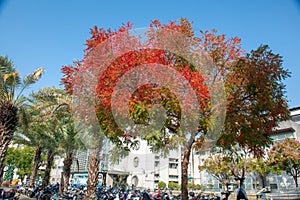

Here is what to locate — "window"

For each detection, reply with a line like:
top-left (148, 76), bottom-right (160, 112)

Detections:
top-left (133, 157), bottom-right (139, 168)
top-left (169, 163), bottom-right (178, 169)
top-left (270, 184), bottom-right (278, 190)
top-left (169, 175), bottom-right (178, 179)
top-left (271, 132), bottom-right (294, 141)
top-left (131, 176), bottom-right (138, 186)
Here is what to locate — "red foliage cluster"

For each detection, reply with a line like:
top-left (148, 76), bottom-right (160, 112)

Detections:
top-left (61, 61), bottom-right (81, 95)
top-left (95, 48), bottom-right (209, 111)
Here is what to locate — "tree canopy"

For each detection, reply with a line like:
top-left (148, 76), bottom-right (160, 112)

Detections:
top-left (61, 18), bottom-right (290, 199)
top-left (268, 138), bottom-right (300, 188)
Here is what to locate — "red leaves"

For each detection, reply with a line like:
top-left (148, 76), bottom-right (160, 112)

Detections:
top-left (199, 29), bottom-right (244, 73)
top-left (85, 22), bottom-right (133, 55)
top-left (60, 61), bottom-right (81, 95)
top-left (95, 48), bottom-right (209, 113)
top-left (61, 19), bottom-right (290, 160)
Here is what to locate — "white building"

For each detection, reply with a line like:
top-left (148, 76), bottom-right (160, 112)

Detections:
top-left (50, 107), bottom-right (300, 190)
top-left (197, 106), bottom-right (300, 191)
top-left (108, 140), bottom-right (182, 188)
top-left (50, 156), bottom-right (64, 184)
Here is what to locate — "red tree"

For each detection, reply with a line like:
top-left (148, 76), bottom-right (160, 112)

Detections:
top-left (62, 19), bottom-right (246, 199)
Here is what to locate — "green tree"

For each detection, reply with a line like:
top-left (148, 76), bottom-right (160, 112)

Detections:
top-left (5, 146), bottom-right (34, 180)
top-left (29, 87), bottom-right (84, 192)
top-left (168, 181), bottom-right (180, 190)
top-left (199, 153), bottom-right (232, 192)
top-left (15, 88), bottom-right (64, 187)
top-left (0, 55), bottom-right (43, 184)
top-left (15, 100), bottom-right (50, 187)
top-left (247, 157), bottom-right (272, 189)
top-left (268, 138), bottom-right (300, 188)
top-left (158, 181), bottom-right (167, 189)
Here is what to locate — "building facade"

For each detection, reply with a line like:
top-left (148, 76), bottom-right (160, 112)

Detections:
top-left (50, 107), bottom-right (300, 190)
top-left (197, 107), bottom-right (300, 191)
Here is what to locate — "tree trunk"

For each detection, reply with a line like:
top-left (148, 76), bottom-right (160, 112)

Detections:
top-left (259, 173), bottom-right (267, 188)
top-left (85, 147), bottom-right (101, 200)
top-left (29, 146), bottom-right (42, 187)
top-left (60, 152), bottom-right (73, 194)
top-left (42, 149), bottom-right (54, 187)
top-left (0, 128), bottom-right (13, 184)
top-left (222, 180), bottom-right (231, 200)
top-left (0, 102), bottom-right (18, 185)
top-left (181, 135), bottom-right (195, 200)
top-left (237, 178), bottom-right (248, 200)
top-left (222, 179), bottom-right (229, 191)
top-left (293, 175), bottom-right (298, 188)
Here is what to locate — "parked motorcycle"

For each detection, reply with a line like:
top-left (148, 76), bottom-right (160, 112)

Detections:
top-left (0, 188), bottom-right (19, 200)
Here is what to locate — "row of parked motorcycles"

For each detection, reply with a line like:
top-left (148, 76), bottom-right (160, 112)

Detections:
top-left (16, 184), bottom-right (84, 199)
top-left (1, 184), bottom-right (227, 200)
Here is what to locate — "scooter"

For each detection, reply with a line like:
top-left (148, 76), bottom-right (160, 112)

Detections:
top-left (0, 188), bottom-right (19, 200)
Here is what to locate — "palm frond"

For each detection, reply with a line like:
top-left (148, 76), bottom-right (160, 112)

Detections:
top-left (22, 67), bottom-right (44, 86)
top-left (0, 55), bottom-right (16, 75)
top-left (15, 67), bottom-right (44, 103)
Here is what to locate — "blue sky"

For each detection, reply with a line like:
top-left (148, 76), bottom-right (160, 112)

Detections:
top-left (0, 0), bottom-right (299, 107)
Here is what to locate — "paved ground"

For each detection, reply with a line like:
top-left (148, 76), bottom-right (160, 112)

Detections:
top-left (19, 194), bottom-right (35, 200)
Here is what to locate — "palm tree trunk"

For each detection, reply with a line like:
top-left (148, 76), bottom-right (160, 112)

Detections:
top-left (181, 135), bottom-right (195, 200)
top-left (0, 103), bottom-right (18, 185)
top-left (60, 152), bottom-right (73, 194)
top-left (85, 147), bottom-right (101, 200)
top-left (29, 146), bottom-right (42, 187)
top-left (0, 128), bottom-right (13, 184)
top-left (42, 149), bottom-right (54, 187)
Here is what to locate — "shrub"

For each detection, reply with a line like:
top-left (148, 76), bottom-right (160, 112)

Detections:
top-left (188, 183), bottom-right (206, 190)
top-left (157, 181), bottom-right (167, 189)
top-left (168, 181), bottom-right (180, 190)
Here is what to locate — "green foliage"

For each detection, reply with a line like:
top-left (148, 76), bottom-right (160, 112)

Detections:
top-left (0, 55), bottom-right (43, 184)
top-left (5, 146), bottom-right (34, 178)
top-left (199, 154), bottom-right (232, 183)
top-left (247, 157), bottom-right (273, 176)
top-left (157, 181), bottom-right (167, 189)
top-left (168, 181), bottom-right (180, 190)
top-left (0, 55), bottom-right (44, 105)
top-left (188, 183), bottom-right (206, 190)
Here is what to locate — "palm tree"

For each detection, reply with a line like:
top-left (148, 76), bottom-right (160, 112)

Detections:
top-left (0, 55), bottom-right (43, 183)
top-left (30, 87), bottom-right (84, 192)
top-left (14, 107), bottom-right (50, 187)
